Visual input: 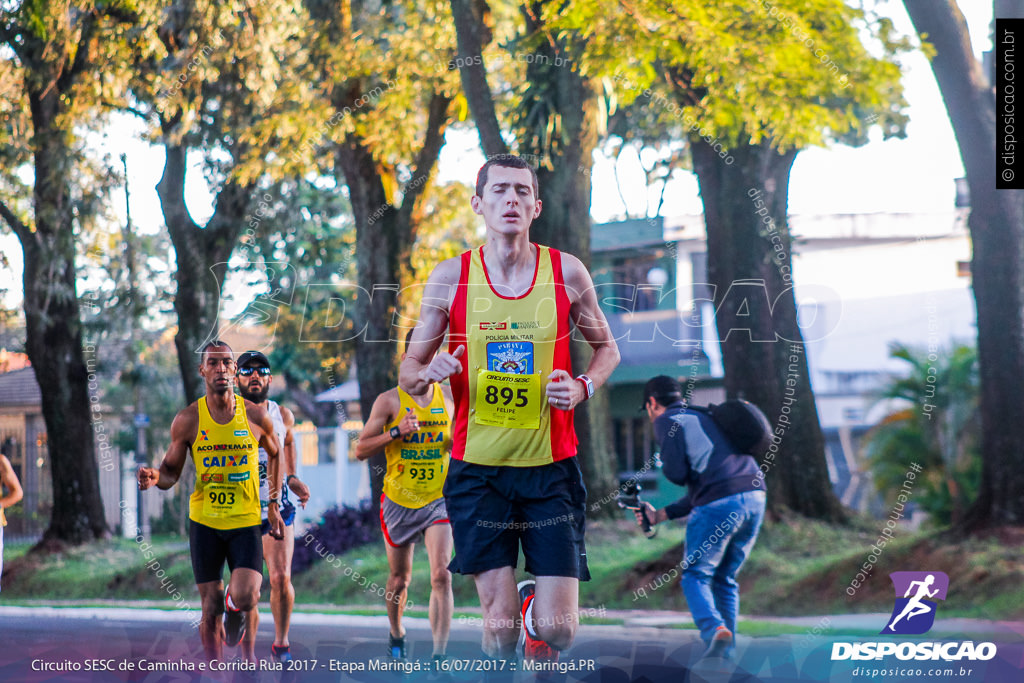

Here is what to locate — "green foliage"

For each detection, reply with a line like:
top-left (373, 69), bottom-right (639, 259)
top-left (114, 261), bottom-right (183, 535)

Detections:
top-left (0, 57), bottom-right (31, 205)
top-left (226, 172), bottom-right (477, 420)
top-left (149, 492), bottom-right (186, 536)
top-left (553, 0), bottom-right (911, 151)
top-left (227, 174), bottom-right (357, 418)
top-left (0, 288), bottom-right (25, 352)
top-left (409, 181), bottom-right (479, 267)
top-left (865, 343), bottom-right (981, 526)
top-left (293, 0), bottom-right (460, 177)
top-left (1, 1), bottom-right (150, 220)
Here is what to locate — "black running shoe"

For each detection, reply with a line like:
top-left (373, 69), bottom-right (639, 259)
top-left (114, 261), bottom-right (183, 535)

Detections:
top-left (388, 633), bottom-right (407, 659)
top-left (271, 644), bottom-right (293, 664)
top-left (223, 592), bottom-right (247, 647)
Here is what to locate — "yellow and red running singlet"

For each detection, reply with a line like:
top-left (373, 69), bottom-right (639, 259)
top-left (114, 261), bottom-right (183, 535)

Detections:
top-left (189, 396), bottom-right (261, 529)
top-left (448, 244), bottom-right (577, 467)
top-left (383, 384), bottom-right (451, 508)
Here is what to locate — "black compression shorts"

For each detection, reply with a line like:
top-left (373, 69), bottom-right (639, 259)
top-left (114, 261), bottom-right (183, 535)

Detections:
top-left (188, 520), bottom-right (263, 584)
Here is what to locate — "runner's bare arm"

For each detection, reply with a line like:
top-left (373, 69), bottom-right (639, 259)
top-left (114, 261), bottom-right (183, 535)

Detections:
top-left (0, 454), bottom-right (23, 509)
top-left (546, 253), bottom-right (621, 408)
top-left (354, 390), bottom-right (407, 460)
top-left (249, 402), bottom-right (284, 538)
top-left (280, 406), bottom-right (309, 506)
top-left (441, 384), bottom-right (455, 416)
top-left (441, 384), bottom-right (455, 452)
top-left (399, 258), bottom-right (462, 395)
top-left (138, 407), bottom-right (196, 490)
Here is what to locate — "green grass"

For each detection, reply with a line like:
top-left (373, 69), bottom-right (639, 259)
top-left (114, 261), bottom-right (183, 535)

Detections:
top-left (739, 516), bottom-right (1024, 620)
top-left (3, 537), bottom-right (194, 601)
top-left (5, 515), bottom-right (1024, 626)
top-left (4, 540), bottom-right (31, 563)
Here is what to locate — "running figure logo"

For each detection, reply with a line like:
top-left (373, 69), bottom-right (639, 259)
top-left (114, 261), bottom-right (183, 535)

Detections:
top-left (882, 571), bottom-right (949, 635)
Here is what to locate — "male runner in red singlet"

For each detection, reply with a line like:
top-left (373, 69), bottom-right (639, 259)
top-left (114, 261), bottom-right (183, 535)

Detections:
top-left (399, 155), bottom-right (620, 662)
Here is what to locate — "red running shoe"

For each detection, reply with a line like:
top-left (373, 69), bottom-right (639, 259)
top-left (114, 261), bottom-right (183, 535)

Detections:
top-left (517, 579), bottom-right (558, 662)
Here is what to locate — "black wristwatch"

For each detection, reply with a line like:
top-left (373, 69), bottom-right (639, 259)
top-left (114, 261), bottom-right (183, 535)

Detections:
top-left (389, 426), bottom-right (402, 440)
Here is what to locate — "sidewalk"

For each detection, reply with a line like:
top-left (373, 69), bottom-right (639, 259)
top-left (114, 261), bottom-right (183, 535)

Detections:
top-left (607, 608), bottom-right (1024, 638)
top-left (3, 600), bottom-right (1022, 639)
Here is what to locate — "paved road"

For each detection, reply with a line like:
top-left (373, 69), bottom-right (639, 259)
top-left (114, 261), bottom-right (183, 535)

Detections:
top-left (0, 607), bottom-right (1021, 683)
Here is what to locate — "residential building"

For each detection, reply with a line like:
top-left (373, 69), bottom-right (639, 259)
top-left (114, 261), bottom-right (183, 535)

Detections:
top-left (592, 209), bottom-right (974, 513)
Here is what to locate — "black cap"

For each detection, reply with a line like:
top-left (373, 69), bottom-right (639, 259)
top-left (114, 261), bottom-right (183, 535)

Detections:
top-left (640, 375), bottom-right (682, 411)
top-left (236, 350), bottom-right (271, 370)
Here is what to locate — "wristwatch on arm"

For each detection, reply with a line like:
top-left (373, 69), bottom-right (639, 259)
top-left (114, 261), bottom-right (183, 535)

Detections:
top-left (576, 374), bottom-right (595, 401)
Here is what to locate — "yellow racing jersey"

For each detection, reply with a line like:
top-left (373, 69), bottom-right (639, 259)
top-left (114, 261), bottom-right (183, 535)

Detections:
top-left (448, 244), bottom-right (577, 466)
top-left (383, 384), bottom-right (451, 508)
top-left (189, 396), bottom-right (261, 529)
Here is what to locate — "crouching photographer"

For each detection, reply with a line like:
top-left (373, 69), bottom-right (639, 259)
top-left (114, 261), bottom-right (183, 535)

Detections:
top-left (635, 375), bottom-right (768, 661)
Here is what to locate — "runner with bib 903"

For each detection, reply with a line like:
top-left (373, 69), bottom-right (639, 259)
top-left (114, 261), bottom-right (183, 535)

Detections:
top-left (138, 340), bottom-right (284, 664)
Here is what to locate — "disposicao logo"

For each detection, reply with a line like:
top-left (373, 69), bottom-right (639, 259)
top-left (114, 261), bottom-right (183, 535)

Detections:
top-left (883, 571), bottom-right (948, 635)
top-left (831, 571), bottom-right (996, 662)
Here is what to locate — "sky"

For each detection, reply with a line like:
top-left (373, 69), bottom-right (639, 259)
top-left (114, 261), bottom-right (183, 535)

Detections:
top-left (0, 1), bottom-right (995, 312)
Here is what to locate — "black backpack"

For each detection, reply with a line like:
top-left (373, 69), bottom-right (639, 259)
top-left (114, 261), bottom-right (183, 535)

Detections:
top-left (698, 399), bottom-right (771, 456)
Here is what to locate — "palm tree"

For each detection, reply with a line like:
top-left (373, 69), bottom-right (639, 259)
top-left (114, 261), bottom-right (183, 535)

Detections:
top-left (864, 343), bottom-right (980, 526)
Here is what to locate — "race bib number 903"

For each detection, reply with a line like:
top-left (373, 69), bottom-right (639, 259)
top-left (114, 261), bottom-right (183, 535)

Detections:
top-left (205, 485), bottom-right (237, 518)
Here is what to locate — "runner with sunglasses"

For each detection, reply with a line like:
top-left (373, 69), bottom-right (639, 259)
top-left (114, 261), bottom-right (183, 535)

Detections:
top-left (235, 350), bottom-right (310, 664)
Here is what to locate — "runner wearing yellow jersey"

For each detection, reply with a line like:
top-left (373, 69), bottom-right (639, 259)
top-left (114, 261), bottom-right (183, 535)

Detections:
top-left (357, 331), bottom-right (454, 662)
top-left (400, 155), bottom-right (619, 663)
top-left (0, 449), bottom-right (23, 593)
top-left (138, 341), bottom-right (284, 663)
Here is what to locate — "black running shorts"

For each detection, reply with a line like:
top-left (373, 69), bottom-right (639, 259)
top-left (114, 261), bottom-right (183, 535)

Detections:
top-left (443, 456), bottom-right (590, 580)
top-left (189, 520), bottom-right (263, 584)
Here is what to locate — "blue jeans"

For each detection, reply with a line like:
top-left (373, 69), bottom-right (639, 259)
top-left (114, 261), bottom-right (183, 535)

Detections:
top-left (681, 490), bottom-right (766, 650)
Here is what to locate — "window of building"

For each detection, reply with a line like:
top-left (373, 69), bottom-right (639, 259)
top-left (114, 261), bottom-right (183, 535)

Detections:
top-left (610, 254), bottom-right (670, 313)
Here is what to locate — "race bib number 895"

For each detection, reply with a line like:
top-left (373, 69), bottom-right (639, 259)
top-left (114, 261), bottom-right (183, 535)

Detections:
top-left (474, 370), bottom-right (541, 429)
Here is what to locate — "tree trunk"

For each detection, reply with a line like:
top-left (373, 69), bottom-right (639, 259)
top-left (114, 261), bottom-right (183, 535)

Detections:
top-left (449, 0), bottom-right (508, 157)
top-left (904, 0), bottom-right (1024, 530)
top-left (157, 144), bottom-right (253, 403)
top-left (334, 93), bottom-right (452, 514)
top-left (690, 136), bottom-right (846, 522)
top-left (0, 72), bottom-right (107, 545)
top-left (517, 7), bottom-right (619, 513)
top-left (336, 137), bottom-right (401, 513)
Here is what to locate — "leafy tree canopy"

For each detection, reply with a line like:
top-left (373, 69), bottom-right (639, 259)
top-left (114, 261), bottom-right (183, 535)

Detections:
top-left (555, 0), bottom-right (911, 150)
